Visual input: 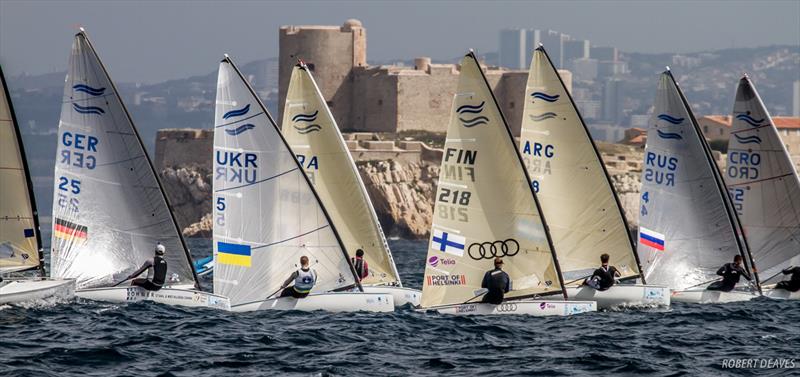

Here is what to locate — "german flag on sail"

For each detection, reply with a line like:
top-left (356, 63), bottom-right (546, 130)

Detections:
top-left (54, 218), bottom-right (88, 241)
top-left (217, 241), bottom-right (251, 267)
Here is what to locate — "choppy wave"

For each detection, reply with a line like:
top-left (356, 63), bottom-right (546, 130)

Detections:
top-left (1, 239), bottom-right (797, 376)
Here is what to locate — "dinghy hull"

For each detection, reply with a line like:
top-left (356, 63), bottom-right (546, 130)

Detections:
top-left (671, 288), bottom-right (758, 303)
top-left (76, 287), bottom-right (231, 310)
top-left (362, 285), bottom-right (421, 307)
top-left (421, 299), bottom-right (597, 316)
top-left (566, 284), bottom-right (670, 309)
top-left (0, 279), bottom-right (75, 305)
top-left (230, 292), bottom-right (394, 313)
top-left (763, 287), bottom-right (800, 300)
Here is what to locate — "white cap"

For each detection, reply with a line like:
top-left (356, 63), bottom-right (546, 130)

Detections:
top-left (155, 243), bottom-right (165, 255)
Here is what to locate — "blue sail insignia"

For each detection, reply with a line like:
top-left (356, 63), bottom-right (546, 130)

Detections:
top-left (531, 92), bottom-right (560, 102)
top-left (72, 84), bottom-right (106, 96)
top-left (292, 110), bottom-right (319, 122)
top-left (456, 101), bottom-right (485, 114)
top-left (734, 134), bottom-right (762, 144)
top-left (223, 104), bottom-right (251, 120)
top-left (225, 123), bottom-right (256, 136)
top-left (656, 129), bottom-right (683, 140)
top-left (457, 101), bottom-right (488, 127)
top-left (72, 103), bottom-right (105, 115)
top-left (529, 112), bottom-right (558, 122)
top-left (657, 114), bottom-right (684, 125)
top-left (736, 114), bottom-right (765, 127)
top-left (293, 124), bottom-right (322, 134)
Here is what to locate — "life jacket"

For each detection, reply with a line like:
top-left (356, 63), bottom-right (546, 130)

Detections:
top-left (152, 255), bottom-right (167, 286)
top-left (293, 268), bottom-right (316, 294)
top-left (352, 257), bottom-right (367, 279)
top-left (594, 266), bottom-right (617, 289)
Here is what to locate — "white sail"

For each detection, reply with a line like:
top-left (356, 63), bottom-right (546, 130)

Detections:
top-left (281, 63), bottom-right (401, 286)
top-left (212, 56), bottom-right (358, 307)
top-left (51, 31), bottom-right (197, 289)
top-left (0, 65), bottom-right (43, 274)
top-left (638, 70), bottom-right (750, 290)
top-left (520, 47), bottom-right (641, 284)
top-left (726, 76), bottom-right (800, 283)
top-left (420, 52), bottom-right (564, 309)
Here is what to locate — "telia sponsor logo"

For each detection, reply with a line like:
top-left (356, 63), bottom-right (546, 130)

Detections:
top-left (428, 256), bottom-right (456, 268)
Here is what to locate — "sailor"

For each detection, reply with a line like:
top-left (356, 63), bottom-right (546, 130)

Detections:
top-left (351, 249), bottom-right (369, 282)
top-left (279, 255), bottom-right (317, 299)
top-left (125, 243), bottom-right (167, 291)
top-left (481, 257), bottom-right (511, 305)
top-left (583, 253), bottom-right (620, 291)
top-left (775, 266), bottom-right (800, 292)
top-left (707, 255), bottom-right (751, 292)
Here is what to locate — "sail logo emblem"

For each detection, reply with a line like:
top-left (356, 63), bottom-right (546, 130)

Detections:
top-left (639, 227), bottom-right (665, 251)
top-left (72, 84), bottom-right (106, 96)
top-left (656, 130), bottom-right (683, 140)
top-left (656, 114), bottom-right (684, 125)
top-left (431, 229), bottom-right (465, 257)
top-left (733, 134), bottom-right (762, 145)
top-left (72, 103), bottom-right (104, 115)
top-left (531, 92), bottom-right (560, 102)
top-left (427, 274), bottom-right (467, 286)
top-left (292, 110), bottom-right (322, 134)
top-left (736, 114), bottom-right (765, 127)
top-left (529, 112), bottom-right (558, 122)
top-left (428, 256), bottom-right (455, 268)
top-left (225, 124), bottom-right (256, 136)
top-left (457, 101), bottom-right (489, 128)
top-left (223, 104), bottom-right (250, 119)
top-left (467, 239), bottom-right (519, 260)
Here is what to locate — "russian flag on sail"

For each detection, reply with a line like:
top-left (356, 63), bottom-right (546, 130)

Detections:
top-left (217, 242), bottom-right (252, 267)
top-left (639, 227), bottom-right (665, 251)
top-left (431, 229), bottom-right (465, 257)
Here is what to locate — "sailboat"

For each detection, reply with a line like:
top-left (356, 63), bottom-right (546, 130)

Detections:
top-left (0, 65), bottom-right (75, 305)
top-left (417, 51), bottom-right (596, 316)
top-left (281, 61), bottom-right (421, 307)
top-left (50, 29), bottom-right (230, 310)
top-left (211, 55), bottom-right (394, 313)
top-left (725, 75), bottom-right (800, 300)
top-left (638, 69), bottom-right (760, 303)
top-left (520, 46), bottom-right (669, 308)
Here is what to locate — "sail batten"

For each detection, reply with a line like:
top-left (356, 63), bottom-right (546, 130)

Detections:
top-left (520, 47), bottom-right (642, 284)
top-left (725, 76), bottom-right (800, 283)
top-left (281, 64), bottom-right (401, 286)
top-left (212, 57), bottom-right (360, 306)
top-left (420, 52), bottom-right (564, 308)
top-left (51, 31), bottom-right (198, 289)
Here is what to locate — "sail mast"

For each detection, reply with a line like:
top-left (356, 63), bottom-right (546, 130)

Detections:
top-left (0, 66), bottom-right (45, 276)
top-left (534, 46), bottom-right (644, 283)
top-left (222, 56), bottom-right (363, 292)
top-left (666, 70), bottom-right (760, 292)
top-left (468, 51), bottom-right (567, 299)
top-left (77, 29), bottom-right (201, 289)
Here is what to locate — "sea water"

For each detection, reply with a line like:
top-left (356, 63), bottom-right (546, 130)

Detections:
top-left (1, 239), bottom-right (798, 376)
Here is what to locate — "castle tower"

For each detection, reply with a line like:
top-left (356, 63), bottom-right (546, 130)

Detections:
top-left (278, 19), bottom-right (366, 128)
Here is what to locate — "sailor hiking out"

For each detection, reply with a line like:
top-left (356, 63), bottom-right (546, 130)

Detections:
top-left (123, 243), bottom-right (168, 291)
top-left (775, 266), bottom-right (800, 292)
top-left (583, 253), bottom-right (621, 291)
top-left (351, 249), bottom-right (369, 282)
top-left (481, 257), bottom-right (511, 305)
top-left (279, 256), bottom-right (318, 299)
top-left (707, 255), bottom-right (751, 292)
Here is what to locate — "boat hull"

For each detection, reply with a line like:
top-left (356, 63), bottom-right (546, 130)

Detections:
top-left (671, 288), bottom-right (758, 303)
top-left (421, 299), bottom-right (597, 316)
top-left (566, 284), bottom-right (670, 309)
top-left (763, 287), bottom-right (800, 300)
top-left (362, 285), bottom-right (421, 307)
top-left (231, 292), bottom-right (394, 313)
top-left (0, 278), bottom-right (75, 305)
top-left (76, 286), bottom-right (231, 310)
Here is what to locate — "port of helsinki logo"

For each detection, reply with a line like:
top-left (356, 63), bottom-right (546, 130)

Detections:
top-left (292, 110), bottom-right (322, 134)
top-left (457, 101), bottom-right (489, 128)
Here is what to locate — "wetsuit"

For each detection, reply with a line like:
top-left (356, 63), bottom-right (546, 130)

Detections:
top-left (481, 268), bottom-right (511, 305)
top-left (351, 257), bottom-right (369, 281)
top-left (585, 266), bottom-right (620, 291)
top-left (279, 268), bottom-right (317, 299)
top-left (775, 266), bottom-right (800, 292)
top-left (707, 262), bottom-right (750, 292)
top-left (130, 256), bottom-right (167, 291)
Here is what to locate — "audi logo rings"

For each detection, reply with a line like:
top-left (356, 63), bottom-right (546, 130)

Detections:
top-left (495, 303), bottom-right (518, 312)
top-left (467, 239), bottom-right (520, 260)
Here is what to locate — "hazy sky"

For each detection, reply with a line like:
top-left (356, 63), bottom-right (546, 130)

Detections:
top-left (1, 0), bottom-right (798, 83)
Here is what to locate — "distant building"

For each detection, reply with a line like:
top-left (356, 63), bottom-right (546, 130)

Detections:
top-left (590, 46), bottom-right (618, 62)
top-left (537, 30), bottom-right (570, 68)
top-left (697, 115), bottom-right (800, 168)
top-left (602, 78), bottom-right (624, 123)
top-left (562, 39), bottom-right (590, 67)
top-left (793, 80), bottom-right (800, 117)
top-left (619, 127), bottom-right (647, 146)
top-left (499, 29), bottom-right (528, 69)
top-left (571, 58), bottom-right (598, 81)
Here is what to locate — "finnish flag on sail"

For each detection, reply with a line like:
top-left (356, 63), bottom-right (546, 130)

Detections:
top-left (431, 229), bottom-right (466, 257)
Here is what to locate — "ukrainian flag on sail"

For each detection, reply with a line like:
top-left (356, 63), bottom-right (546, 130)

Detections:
top-left (217, 242), bottom-right (251, 267)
